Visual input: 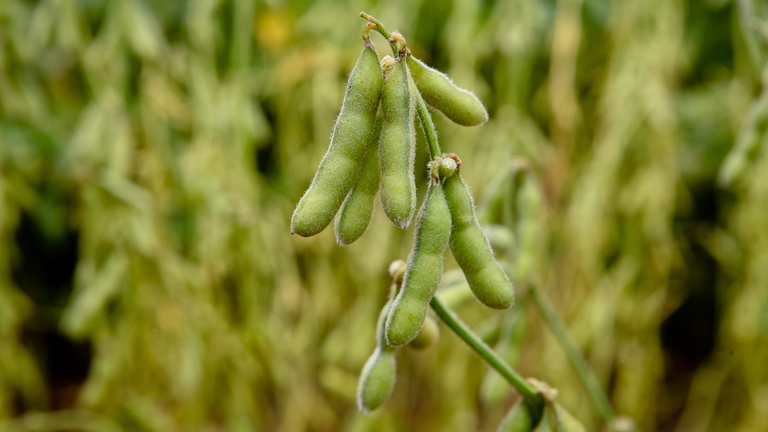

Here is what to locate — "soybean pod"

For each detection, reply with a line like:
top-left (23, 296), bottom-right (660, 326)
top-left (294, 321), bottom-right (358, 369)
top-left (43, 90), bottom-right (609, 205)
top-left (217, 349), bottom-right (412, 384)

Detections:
top-left (379, 52), bottom-right (417, 229)
top-left (497, 399), bottom-right (540, 432)
top-left (443, 170), bottom-right (515, 309)
top-left (407, 56), bottom-right (488, 127)
top-left (386, 184), bottom-right (451, 346)
top-left (334, 110), bottom-right (383, 245)
top-left (533, 405), bottom-right (555, 432)
top-left (291, 42), bottom-right (382, 237)
top-left (357, 299), bottom-right (398, 413)
top-left (553, 404), bottom-right (587, 432)
top-left (408, 315), bottom-right (440, 351)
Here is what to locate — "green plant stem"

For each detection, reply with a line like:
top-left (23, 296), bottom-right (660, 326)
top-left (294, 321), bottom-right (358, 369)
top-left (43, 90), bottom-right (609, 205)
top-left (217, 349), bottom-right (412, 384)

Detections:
top-left (415, 91), bottom-right (442, 159)
top-left (360, 12), bottom-right (400, 57)
top-left (430, 295), bottom-right (544, 412)
top-left (360, 12), bottom-right (391, 39)
top-left (529, 284), bottom-right (615, 423)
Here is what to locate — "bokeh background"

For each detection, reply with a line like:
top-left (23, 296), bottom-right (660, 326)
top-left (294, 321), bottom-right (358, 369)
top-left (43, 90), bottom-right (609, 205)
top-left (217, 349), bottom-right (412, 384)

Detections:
top-left (1, 0), bottom-right (767, 431)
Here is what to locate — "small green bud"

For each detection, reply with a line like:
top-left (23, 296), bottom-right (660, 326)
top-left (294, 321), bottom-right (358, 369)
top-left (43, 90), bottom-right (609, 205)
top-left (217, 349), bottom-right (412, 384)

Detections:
top-left (381, 55), bottom-right (396, 79)
top-left (439, 157), bottom-right (458, 179)
top-left (388, 259), bottom-right (407, 285)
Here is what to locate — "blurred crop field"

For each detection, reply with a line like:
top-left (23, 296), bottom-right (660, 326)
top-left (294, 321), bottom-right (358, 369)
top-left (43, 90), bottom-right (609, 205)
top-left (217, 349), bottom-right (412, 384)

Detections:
top-left (1, 0), bottom-right (768, 431)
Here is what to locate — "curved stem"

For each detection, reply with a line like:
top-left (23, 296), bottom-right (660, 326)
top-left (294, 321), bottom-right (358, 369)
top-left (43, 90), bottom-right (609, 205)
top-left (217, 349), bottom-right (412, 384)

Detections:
top-left (415, 89), bottom-right (442, 159)
top-left (530, 284), bottom-right (615, 423)
top-left (360, 12), bottom-right (401, 57)
top-left (360, 11), bottom-right (391, 39)
top-left (430, 295), bottom-right (544, 412)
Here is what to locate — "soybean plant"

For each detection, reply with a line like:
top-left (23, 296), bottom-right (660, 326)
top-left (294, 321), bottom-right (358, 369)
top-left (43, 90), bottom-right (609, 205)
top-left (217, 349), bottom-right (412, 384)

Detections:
top-left (291, 13), bottom-right (604, 432)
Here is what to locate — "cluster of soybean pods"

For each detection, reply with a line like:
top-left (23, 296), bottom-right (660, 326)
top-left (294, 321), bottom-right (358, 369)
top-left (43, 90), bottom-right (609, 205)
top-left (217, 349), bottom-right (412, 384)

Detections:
top-left (291, 13), bottom-right (588, 432)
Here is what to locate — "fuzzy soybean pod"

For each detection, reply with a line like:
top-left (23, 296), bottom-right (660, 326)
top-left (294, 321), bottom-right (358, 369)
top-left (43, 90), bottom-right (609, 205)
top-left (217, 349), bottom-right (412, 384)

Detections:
top-left (408, 315), bottom-right (440, 350)
top-left (443, 172), bottom-right (515, 309)
top-left (497, 400), bottom-right (540, 432)
top-left (357, 299), bottom-right (397, 413)
top-left (385, 185), bottom-right (451, 346)
top-left (407, 56), bottom-right (488, 126)
top-left (379, 55), bottom-right (417, 229)
top-left (290, 44), bottom-right (382, 237)
top-left (334, 110), bottom-right (383, 245)
top-left (553, 404), bottom-right (587, 432)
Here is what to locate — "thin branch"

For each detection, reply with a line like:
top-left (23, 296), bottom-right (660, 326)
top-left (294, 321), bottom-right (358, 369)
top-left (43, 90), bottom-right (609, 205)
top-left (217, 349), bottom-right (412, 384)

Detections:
top-left (430, 295), bottom-right (544, 412)
top-left (530, 284), bottom-right (615, 423)
top-left (360, 11), bottom-right (392, 39)
top-left (415, 89), bottom-right (442, 159)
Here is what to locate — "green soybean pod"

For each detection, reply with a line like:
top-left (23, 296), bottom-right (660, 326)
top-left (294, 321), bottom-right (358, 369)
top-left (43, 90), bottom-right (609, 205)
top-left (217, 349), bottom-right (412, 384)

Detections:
top-left (407, 56), bottom-right (488, 127)
top-left (407, 315), bottom-right (440, 351)
top-left (385, 184), bottom-right (451, 346)
top-left (357, 299), bottom-right (397, 413)
top-left (334, 110), bottom-right (383, 245)
top-left (379, 55), bottom-right (417, 229)
top-left (533, 405), bottom-right (555, 432)
top-left (443, 171), bottom-right (515, 309)
top-left (291, 43), bottom-right (382, 237)
top-left (553, 404), bottom-right (587, 432)
top-left (497, 400), bottom-right (539, 432)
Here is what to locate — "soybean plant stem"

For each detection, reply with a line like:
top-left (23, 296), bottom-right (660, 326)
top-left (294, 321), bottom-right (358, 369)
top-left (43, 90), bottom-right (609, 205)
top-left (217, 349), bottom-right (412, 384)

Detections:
top-left (360, 12), bottom-right (400, 57)
top-left (529, 284), bottom-right (615, 423)
top-left (415, 91), bottom-right (442, 159)
top-left (360, 12), bottom-right (391, 39)
top-left (429, 295), bottom-right (543, 412)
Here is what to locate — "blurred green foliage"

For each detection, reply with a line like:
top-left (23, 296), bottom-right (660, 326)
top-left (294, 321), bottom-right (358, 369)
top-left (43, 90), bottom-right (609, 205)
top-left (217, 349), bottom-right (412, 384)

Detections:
top-left (1, 0), bottom-right (767, 431)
